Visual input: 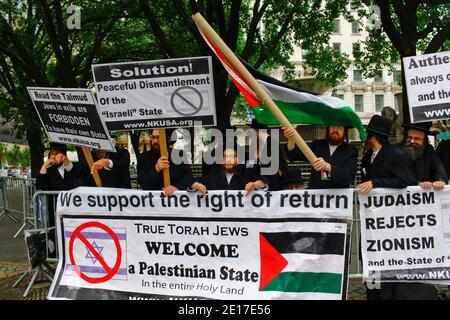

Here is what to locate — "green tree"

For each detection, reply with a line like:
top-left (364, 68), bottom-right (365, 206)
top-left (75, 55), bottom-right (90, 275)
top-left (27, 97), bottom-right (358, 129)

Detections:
top-left (350, 0), bottom-right (450, 123)
top-left (1, 0), bottom-right (353, 174)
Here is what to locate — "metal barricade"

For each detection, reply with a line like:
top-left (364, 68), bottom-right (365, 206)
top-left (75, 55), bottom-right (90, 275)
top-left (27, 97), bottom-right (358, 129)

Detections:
top-left (12, 190), bottom-right (59, 297)
top-left (1, 177), bottom-right (36, 227)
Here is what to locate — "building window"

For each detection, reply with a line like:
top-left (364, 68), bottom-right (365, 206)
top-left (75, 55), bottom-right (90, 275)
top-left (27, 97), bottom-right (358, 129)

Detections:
top-left (393, 70), bottom-right (402, 85)
top-left (332, 43), bottom-right (341, 53)
top-left (332, 91), bottom-right (344, 101)
top-left (353, 70), bottom-right (363, 82)
top-left (333, 19), bottom-right (340, 33)
top-left (355, 94), bottom-right (364, 112)
top-left (352, 20), bottom-right (360, 34)
top-left (375, 95), bottom-right (384, 112)
top-left (374, 71), bottom-right (383, 83)
top-left (352, 43), bottom-right (360, 56)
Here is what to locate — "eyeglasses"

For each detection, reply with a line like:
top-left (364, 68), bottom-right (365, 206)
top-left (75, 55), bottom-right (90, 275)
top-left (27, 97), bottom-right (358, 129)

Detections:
top-left (407, 136), bottom-right (423, 142)
top-left (151, 136), bottom-right (160, 140)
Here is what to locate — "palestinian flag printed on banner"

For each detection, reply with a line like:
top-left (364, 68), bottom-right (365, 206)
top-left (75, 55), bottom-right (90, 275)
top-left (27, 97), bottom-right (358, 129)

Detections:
top-left (259, 231), bottom-right (348, 299)
top-left (197, 27), bottom-right (366, 141)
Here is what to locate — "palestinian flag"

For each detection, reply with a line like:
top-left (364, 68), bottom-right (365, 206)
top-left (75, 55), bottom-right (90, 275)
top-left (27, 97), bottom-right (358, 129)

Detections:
top-left (259, 231), bottom-right (349, 299)
top-left (196, 26), bottom-right (366, 141)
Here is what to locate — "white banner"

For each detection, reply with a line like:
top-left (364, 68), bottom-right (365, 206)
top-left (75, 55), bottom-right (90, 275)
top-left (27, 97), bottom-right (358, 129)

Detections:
top-left (359, 186), bottom-right (450, 284)
top-left (403, 51), bottom-right (450, 123)
top-left (27, 87), bottom-right (115, 151)
top-left (48, 188), bottom-right (352, 300)
top-left (92, 57), bottom-right (217, 131)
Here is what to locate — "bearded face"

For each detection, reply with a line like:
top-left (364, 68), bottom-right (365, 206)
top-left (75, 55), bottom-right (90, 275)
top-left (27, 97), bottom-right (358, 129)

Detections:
top-left (403, 143), bottom-right (425, 161)
top-left (327, 126), bottom-right (346, 146)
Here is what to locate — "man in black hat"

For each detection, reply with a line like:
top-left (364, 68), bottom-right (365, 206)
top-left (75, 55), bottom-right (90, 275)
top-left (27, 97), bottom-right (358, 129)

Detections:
top-left (190, 145), bottom-right (267, 194)
top-left (389, 122), bottom-right (447, 300)
top-left (138, 128), bottom-right (194, 196)
top-left (357, 115), bottom-right (414, 195)
top-left (36, 143), bottom-right (79, 193)
top-left (282, 125), bottom-right (358, 189)
top-left (402, 122), bottom-right (447, 190)
top-left (358, 115), bottom-right (415, 300)
top-left (36, 142), bottom-right (80, 257)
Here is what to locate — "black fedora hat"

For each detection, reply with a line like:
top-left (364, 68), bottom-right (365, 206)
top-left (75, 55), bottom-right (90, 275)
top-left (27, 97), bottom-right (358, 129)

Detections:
top-left (402, 122), bottom-right (435, 136)
top-left (283, 168), bottom-right (304, 187)
top-left (46, 142), bottom-right (67, 152)
top-left (365, 115), bottom-right (393, 137)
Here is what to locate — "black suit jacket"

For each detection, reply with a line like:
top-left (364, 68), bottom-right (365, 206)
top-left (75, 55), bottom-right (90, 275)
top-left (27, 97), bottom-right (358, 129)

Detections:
top-left (36, 164), bottom-right (80, 191)
top-left (361, 143), bottom-right (414, 188)
top-left (77, 147), bottom-right (131, 189)
top-left (287, 139), bottom-right (358, 189)
top-left (198, 165), bottom-right (264, 190)
top-left (138, 149), bottom-right (194, 191)
top-left (36, 164), bottom-right (80, 227)
top-left (408, 144), bottom-right (448, 184)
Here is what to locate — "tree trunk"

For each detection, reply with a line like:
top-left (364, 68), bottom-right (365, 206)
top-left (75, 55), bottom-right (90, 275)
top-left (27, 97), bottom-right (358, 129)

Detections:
top-left (26, 129), bottom-right (44, 179)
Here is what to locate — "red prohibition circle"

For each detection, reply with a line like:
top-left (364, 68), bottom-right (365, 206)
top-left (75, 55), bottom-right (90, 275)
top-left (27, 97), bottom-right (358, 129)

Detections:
top-left (69, 221), bottom-right (122, 284)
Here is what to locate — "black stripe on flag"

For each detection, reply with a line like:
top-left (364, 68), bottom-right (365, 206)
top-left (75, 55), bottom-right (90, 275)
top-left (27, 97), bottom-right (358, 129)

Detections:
top-left (261, 232), bottom-right (345, 255)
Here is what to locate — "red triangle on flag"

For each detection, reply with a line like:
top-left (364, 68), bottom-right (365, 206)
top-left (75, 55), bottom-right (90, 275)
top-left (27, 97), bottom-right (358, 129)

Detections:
top-left (259, 233), bottom-right (288, 290)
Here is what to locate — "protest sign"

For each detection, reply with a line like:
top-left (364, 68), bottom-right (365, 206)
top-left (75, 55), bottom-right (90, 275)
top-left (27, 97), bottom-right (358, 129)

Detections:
top-left (359, 186), bottom-right (450, 284)
top-left (92, 57), bottom-right (217, 131)
top-left (27, 87), bottom-right (115, 151)
top-left (48, 187), bottom-right (352, 300)
top-left (403, 51), bottom-right (450, 123)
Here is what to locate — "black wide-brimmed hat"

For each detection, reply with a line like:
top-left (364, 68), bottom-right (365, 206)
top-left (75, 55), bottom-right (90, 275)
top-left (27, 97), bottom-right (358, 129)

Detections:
top-left (365, 115), bottom-right (393, 137)
top-left (402, 122), bottom-right (435, 136)
top-left (46, 142), bottom-right (67, 152)
top-left (283, 168), bottom-right (304, 187)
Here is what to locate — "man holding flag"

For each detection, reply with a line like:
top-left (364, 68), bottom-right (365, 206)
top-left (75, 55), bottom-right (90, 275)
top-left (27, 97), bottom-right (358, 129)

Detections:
top-left (282, 125), bottom-right (358, 189)
top-left (192, 12), bottom-right (365, 171)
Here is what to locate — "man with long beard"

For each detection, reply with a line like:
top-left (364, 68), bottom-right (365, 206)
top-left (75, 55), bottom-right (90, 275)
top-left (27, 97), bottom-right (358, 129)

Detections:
top-left (282, 125), bottom-right (358, 189)
top-left (402, 122), bottom-right (447, 191)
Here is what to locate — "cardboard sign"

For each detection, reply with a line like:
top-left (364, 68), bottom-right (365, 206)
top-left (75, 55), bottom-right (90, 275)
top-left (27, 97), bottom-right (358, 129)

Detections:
top-left (27, 87), bottom-right (115, 151)
top-left (92, 57), bottom-right (217, 131)
top-left (403, 51), bottom-right (450, 123)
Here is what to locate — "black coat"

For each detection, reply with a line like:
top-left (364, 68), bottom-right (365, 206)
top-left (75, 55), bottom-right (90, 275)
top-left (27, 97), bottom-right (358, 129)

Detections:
top-left (436, 139), bottom-right (450, 180)
top-left (138, 149), bottom-right (194, 191)
top-left (77, 147), bottom-right (131, 189)
top-left (198, 164), bottom-right (264, 190)
top-left (36, 164), bottom-right (80, 191)
top-left (286, 139), bottom-right (358, 189)
top-left (361, 143), bottom-right (414, 188)
top-left (36, 163), bottom-right (80, 228)
top-left (407, 144), bottom-right (448, 184)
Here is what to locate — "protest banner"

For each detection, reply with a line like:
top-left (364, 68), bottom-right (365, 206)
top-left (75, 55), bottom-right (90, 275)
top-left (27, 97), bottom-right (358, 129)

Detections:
top-left (27, 87), bottom-right (115, 152)
top-left (403, 51), bottom-right (450, 123)
top-left (48, 187), bottom-right (352, 300)
top-left (91, 57), bottom-right (217, 131)
top-left (359, 186), bottom-right (450, 284)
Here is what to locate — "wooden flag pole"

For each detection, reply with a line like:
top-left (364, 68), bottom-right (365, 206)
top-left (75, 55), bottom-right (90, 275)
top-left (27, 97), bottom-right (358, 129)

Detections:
top-left (158, 129), bottom-right (171, 188)
top-left (192, 13), bottom-right (317, 163)
top-left (82, 147), bottom-right (103, 187)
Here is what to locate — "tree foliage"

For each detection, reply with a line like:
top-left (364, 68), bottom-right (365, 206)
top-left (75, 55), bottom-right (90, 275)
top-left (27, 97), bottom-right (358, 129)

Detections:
top-left (0, 0), bottom-right (354, 175)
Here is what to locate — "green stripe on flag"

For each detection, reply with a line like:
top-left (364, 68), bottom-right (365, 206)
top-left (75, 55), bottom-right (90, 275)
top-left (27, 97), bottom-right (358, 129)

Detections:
top-left (261, 272), bottom-right (342, 294)
top-left (252, 100), bottom-right (367, 141)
